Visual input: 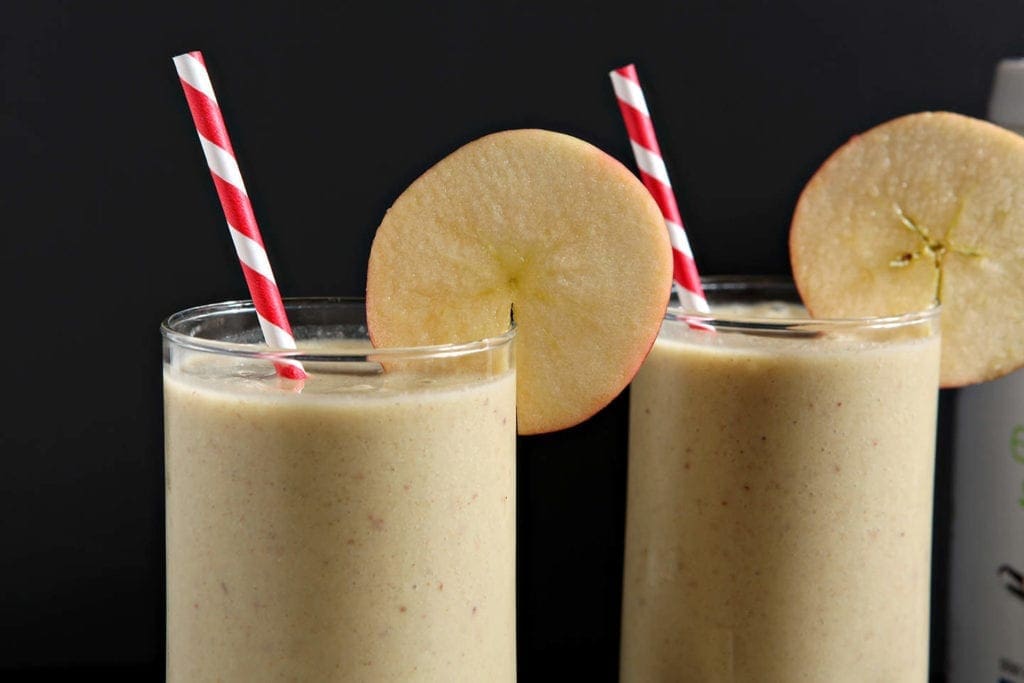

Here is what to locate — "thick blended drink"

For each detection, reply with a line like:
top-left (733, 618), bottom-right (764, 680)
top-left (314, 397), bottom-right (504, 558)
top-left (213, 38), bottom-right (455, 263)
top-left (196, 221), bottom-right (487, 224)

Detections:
top-left (620, 277), bottom-right (941, 682)
top-left (162, 299), bottom-right (516, 682)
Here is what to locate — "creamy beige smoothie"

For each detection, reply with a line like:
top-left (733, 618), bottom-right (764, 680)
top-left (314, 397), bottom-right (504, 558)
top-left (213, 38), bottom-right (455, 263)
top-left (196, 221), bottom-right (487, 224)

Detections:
top-left (162, 300), bottom-right (516, 682)
top-left (619, 279), bottom-right (941, 682)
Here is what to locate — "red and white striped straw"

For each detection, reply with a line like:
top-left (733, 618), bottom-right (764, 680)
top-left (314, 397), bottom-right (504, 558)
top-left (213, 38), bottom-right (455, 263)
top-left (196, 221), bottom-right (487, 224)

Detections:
top-left (173, 51), bottom-right (305, 380)
top-left (609, 63), bottom-right (710, 314)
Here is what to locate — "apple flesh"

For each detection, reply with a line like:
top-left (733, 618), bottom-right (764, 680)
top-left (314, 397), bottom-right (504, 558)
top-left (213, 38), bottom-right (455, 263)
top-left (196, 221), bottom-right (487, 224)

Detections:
top-left (790, 111), bottom-right (1024, 387)
top-left (366, 129), bottom-right (674, 434)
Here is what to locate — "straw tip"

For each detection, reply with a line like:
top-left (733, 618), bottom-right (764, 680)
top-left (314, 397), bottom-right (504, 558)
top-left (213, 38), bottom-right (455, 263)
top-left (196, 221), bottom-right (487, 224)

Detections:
top-left (172, 50), bottom-right (204, 64)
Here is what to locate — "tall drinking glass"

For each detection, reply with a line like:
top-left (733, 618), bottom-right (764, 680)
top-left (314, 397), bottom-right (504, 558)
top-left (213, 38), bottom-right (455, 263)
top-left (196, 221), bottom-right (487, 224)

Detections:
top-left (620, 276), bottom-right (941, 681)
top-left (162, 298), bottom-right (516, 681)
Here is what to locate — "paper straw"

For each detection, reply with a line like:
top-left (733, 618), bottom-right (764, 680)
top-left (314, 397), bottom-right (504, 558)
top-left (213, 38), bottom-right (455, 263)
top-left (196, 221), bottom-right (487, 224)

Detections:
top-left (173, 51), bottom-right (306, 380)
top-left (610, 63), bottom-right (710, 314)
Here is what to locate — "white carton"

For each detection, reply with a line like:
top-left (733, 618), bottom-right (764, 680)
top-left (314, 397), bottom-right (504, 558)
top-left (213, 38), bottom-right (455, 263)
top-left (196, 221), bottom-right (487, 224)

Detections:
top-left (946, 56), bottom-right (1024, 683)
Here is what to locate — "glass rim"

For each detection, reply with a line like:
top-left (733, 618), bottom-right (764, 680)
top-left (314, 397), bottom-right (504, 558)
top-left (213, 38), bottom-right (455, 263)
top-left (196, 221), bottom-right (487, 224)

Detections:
top-left (668, 274), bottom-right (941, 332)
top-left (161, 296), bottom-right (516, 362)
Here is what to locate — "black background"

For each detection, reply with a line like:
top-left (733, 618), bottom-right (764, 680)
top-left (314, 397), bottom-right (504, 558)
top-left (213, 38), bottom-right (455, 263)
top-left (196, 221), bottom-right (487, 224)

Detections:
top-left (3, 1), bottom-right (1022, 680)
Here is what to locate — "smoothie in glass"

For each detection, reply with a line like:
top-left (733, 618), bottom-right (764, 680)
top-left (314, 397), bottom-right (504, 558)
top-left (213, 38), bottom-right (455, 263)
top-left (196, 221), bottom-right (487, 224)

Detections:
top-left (619, 277), bottom-right (940, 682)
top-left (162, 299), bottom-right (516, 682)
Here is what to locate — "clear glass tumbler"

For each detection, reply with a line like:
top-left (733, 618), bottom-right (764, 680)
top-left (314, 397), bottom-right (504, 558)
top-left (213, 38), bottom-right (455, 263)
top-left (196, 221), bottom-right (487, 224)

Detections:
top-left (162, 298), bottom-right (516, 681)
top-left (620, 276), bottom-right (941, 682)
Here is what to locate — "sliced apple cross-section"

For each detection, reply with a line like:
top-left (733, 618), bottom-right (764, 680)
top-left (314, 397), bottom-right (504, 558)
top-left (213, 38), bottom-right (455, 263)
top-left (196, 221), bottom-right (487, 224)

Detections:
top-left (790, 111), bottom-right (1024, 387)
top-left (366, 129), bottom-right (673, 434)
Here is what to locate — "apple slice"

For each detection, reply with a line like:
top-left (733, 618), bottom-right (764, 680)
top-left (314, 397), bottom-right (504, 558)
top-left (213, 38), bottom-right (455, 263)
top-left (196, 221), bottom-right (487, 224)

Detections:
top-left (366, 129), bottom-right (673, 434)
top-left (790, 110), bottom-right (1024, 387)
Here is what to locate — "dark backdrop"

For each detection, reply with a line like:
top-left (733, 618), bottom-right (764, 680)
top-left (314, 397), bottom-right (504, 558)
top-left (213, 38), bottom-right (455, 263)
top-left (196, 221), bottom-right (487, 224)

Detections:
top-left (3, 1), bottom-right (1021, 680)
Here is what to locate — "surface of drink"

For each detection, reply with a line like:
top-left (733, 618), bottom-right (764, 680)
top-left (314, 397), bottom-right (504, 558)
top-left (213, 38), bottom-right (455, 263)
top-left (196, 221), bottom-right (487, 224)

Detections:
top-left (619, 277), bottom-right (941, 682)
top-left (162, 299), bottom-right (516, 682)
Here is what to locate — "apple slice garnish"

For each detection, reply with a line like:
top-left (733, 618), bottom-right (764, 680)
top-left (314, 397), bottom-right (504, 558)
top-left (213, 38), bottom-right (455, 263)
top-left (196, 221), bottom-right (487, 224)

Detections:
top-left (366, 129), bottom-right (673, 434)
top-left (790, 110), bottom-right (1024, 387)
